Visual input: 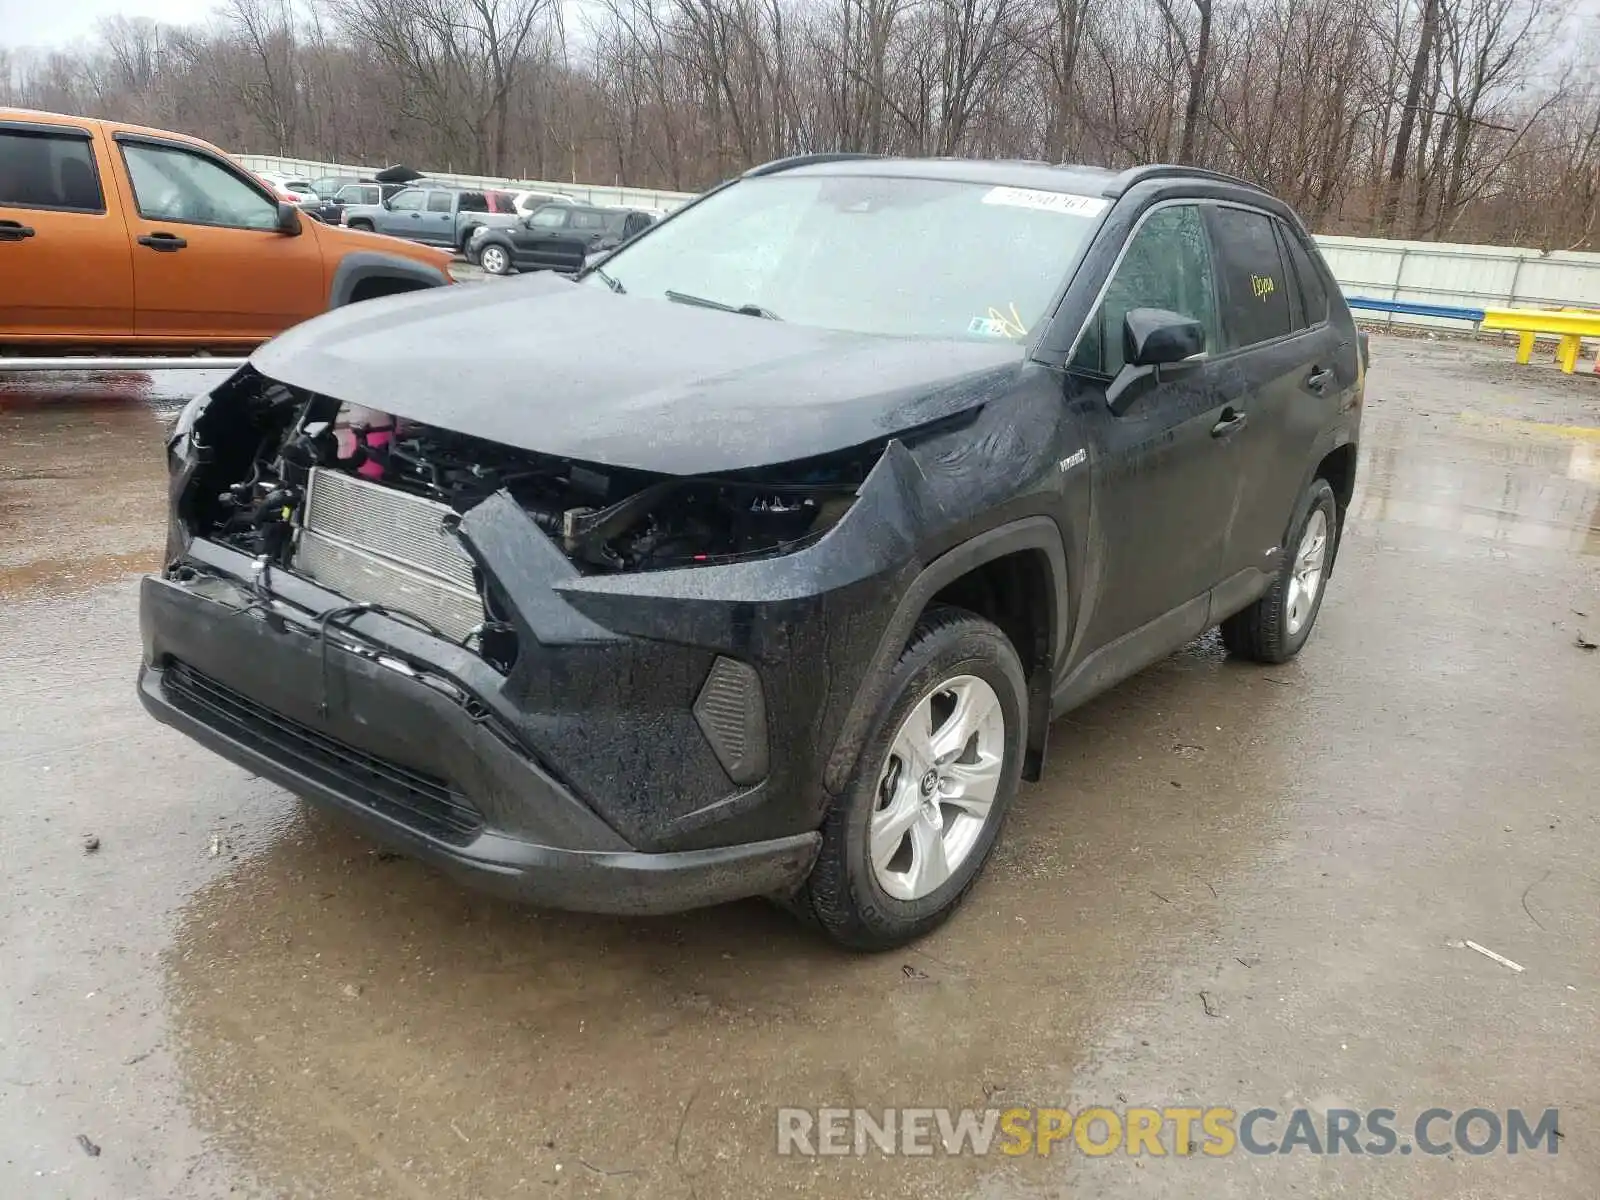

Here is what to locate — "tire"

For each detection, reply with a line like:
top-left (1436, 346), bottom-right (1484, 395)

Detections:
top-left (479, 243), bottom-right (511, 276)
top-left (347, 219), bottom-right (374, 232)
top-left (1220, 477), bottom-right (1338, 663)
top-left (458, 225), bottom-right (479, 253)
top-left (799, 606), bottom-right (1027, 950)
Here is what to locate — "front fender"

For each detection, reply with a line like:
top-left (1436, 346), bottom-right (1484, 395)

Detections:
top-left (327, 251), bottom-right (450, 308)
top-left (821, 515), bottom-right (1068, 795)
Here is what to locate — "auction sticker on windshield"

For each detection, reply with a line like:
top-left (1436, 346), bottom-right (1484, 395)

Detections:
top-left (981, 187), bottom-right (1109, 217)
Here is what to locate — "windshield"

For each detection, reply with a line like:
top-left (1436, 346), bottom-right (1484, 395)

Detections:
top-left (584, 174), bottom-right (1106, 341)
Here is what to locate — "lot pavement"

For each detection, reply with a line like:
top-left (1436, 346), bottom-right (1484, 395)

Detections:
top-left (1, 336), bottom-right (1597, 1199)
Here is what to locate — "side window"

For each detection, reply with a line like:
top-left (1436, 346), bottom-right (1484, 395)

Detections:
top-left (426, 191), bottom-right (454, 213)
top-left (570, 209), bottom-right (608, 231)
top-left (1279, 225), bottom-right (1330, 327)
top-left (1072, 204), bottom-right (1220, 376)
top-left (456, 191), bottom-right (486, 213)
top-left (528, 207), bottom-right (567, 229)
top-left (388, 189), bottom-right (425, 212)
top-left (362, 186), bottom-right (380, 204)
top-left (0, 129), bottom-right (105, 213)
top-left (120, 143), bottom-right (276, 230)
top-left (1207, 207), bottom-right (1293, 348)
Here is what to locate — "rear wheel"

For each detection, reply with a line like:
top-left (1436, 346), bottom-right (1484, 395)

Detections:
top-left (347, 219), bottom-right (374, 232)
top-left (479, 243), bottom-right (511, 276)
top-left (458, 225), bottom-right (480, 253)
top-left (1220, 477), bottom-right (1338, 663)
top-left (799, 607), bottom-right (1026, 950)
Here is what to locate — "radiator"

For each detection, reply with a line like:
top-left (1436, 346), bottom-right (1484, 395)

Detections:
top-left (291, 467), bottom-right (484, 642)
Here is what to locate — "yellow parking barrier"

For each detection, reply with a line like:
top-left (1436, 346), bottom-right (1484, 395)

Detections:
top-left (1482, 306), bottom-right (1600, 375)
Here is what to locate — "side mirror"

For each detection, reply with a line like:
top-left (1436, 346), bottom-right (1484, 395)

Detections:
top-left (1106, 308), bottom-right (1206, 416)
top-left (1124, 307), bottom-right (1205, 367)
top-left (275, 201), bottom-right (302, 236)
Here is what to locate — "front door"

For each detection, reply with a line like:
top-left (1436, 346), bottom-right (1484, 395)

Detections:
top-left (118, 137), bottom-right (323, 341)
top-left (378, 187), bottom-right (427, 237)
top-left (0, 122), bottom-right (133, 340)
top-left (512, 206), bottom-right (574, 270)
top-left (1068, 202), bottom-right (1246, 655)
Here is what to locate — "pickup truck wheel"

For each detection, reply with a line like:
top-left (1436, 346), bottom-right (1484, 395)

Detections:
top-left (479, 244), bottom-right (511, 275)
top-left (1220, 477), bottom-right (1338, 663)
top-left (347, 219), bottom-right (374, 232)
top-left (458, 225), bottom-right (479, 253)
top-left (800, 606), bottom-right (1026, 950)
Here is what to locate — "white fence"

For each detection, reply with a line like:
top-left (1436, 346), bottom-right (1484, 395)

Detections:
top-left (235, 154), bottom-right (695, 213)
top-left (1314, 235), bottom-right (1600, 329)
top-left (240, 154), bottom-right (1600, 327)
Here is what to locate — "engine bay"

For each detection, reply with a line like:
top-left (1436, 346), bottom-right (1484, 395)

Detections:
top-left (185, 370), bottom-right (869, 576)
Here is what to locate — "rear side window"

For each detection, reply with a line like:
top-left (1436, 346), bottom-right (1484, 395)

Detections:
top-left (1279, 225), bottom-right (1330, 327)
top-left (1207, 207), bottom-right (1293, 348)
top-left (1072, 204), bottom-right (1220, 376)
top-left (570, 209), bottom-right (608, 231)
top-left (427, 191), bottom-right (454, 213)
top-left (0, 129), bottom-right (104, 213)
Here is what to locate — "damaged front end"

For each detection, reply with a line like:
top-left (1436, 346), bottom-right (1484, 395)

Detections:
top-left (170, 367), bottom-right (877, 665)
top-left (143, 366), bottom-right (955, 912)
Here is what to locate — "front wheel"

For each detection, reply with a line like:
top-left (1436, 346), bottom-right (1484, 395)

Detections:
top-left (799, 606), bottom-right (1027, 950)
top-left (1220, 477), bottom-right (1338, 663)
top-left (479, 243), bottom-right (511, 275)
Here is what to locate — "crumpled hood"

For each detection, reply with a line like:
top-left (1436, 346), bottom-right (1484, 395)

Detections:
top-left (251, 272), bottom-right (1026, 475)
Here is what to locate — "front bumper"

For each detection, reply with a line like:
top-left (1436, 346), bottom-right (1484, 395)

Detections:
top-left (143, 428), bottom-right (945, 914)
top-left (138, 567), bottom-right (820, 914)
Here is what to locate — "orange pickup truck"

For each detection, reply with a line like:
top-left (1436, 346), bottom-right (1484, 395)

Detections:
top-left (0, 109), bottom-right (454, 350)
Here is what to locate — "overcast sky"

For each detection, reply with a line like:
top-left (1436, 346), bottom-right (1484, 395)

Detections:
top-left (7, 0), bottom-right (220, 49)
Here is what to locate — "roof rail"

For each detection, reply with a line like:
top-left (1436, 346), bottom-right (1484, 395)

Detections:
top-left (1101, 164), bottom-right (1265, 198)
top-left (743, 153), bottom-right (880, 177)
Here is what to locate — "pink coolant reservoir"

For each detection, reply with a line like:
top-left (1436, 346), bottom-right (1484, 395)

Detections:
top-left (333, 404), bottom-right (396, 479)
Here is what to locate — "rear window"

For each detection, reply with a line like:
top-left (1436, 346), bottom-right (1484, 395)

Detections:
top-left (0, 128), bottom-right (104, 213)
top-left (1207, 206), bottom-right (1292, 349)
top-left (1279, 225), bottom-right (1330, 327)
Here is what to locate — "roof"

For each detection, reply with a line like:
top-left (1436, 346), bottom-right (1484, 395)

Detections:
top-left (754, 154), bottom-right (1118, 197)
top-left (0, 106), bottom-right (230, 156)
top-left (746, 154), bottom-right (1267, 200)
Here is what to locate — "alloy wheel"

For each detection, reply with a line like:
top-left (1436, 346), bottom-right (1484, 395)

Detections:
top-left (1286, 508), bottom-right (1328, 636)
top-left (870, 675), bottom-right (1006, 901)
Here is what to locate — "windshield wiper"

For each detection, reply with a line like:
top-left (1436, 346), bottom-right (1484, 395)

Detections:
top-left (592, 266), bottom-right (625, 294)
top-left (664, 289), bottom-right (781, 320)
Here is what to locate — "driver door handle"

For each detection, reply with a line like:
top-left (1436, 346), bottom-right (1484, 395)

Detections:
top-left (1306, 366), bottom-right (1335, 392)
top-left (1211, 407), bottom-right (1248, 438)
top-left (0, 220), bottom-right (35, 241)
top-left (137, 232), bottom-right (187, 252)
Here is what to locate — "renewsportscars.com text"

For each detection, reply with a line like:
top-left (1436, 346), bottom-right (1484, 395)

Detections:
top-left (776, 1106), bottom-right (1561, 1157)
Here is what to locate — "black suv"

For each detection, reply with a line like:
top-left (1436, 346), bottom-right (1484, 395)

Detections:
top-left (471, 203), bottom-right (657, 275)
top-left (139, 156), bottom-right (1362, 949)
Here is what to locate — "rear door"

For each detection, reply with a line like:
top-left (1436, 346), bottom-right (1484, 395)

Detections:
top-left (547, 207), bottom-right (612, 272)
top-left (1204, 206), bottom-right (1348, 584)
top-left (116, 135), bottom-right (322, 340)
top-left (0, 119), bottom-right (133, 340)
top-left (423, 189), bottom-right (457, 244)
top-left (1069, 202), bottom-right (1246, 655)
